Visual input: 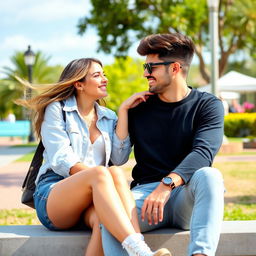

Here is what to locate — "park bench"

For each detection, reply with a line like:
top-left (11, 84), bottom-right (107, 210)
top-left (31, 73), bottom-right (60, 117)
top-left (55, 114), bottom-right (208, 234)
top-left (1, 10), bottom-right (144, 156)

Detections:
top-left (0, 121), bottom-right (30, 142)
top-left (0, 221), bottom-right (255, 256)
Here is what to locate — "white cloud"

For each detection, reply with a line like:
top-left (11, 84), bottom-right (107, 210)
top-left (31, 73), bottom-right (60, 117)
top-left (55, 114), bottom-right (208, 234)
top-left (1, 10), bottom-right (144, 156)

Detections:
top-left (38, 33), bottom-right (97, 52)
top-left (0, 0), bottom-right (141, 76)
top-left (0, 0), bottom-right (90, 24)
top-left (1, 32), bottom-right (98, 54)
top-left (0, 57), bottom-right (12, 71)
top-left (2, 35), bottom-right (31, 51)
top-left (0, 31), bottom-right (114, 69)
top-left (0, 0), bottom-right (107, 78)
top-left (36, 33), bottom-right (115, 65)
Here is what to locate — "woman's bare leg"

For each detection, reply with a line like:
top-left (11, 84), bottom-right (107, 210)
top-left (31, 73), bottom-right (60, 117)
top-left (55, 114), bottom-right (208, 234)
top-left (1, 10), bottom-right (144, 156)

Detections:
top-left (47, 166), bottom-right (136, 241)
top-left (108, 166), bottom-right (140, 233)
top-left (84, 206), bottom-right (104, 256)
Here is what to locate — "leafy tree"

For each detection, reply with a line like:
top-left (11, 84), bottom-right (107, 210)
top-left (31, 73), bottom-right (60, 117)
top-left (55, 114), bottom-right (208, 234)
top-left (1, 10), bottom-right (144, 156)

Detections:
top-left (226, 59), bottom-right (256, 78)
top-left (0, 51), bottom-right (62, 119)
top-left (78, 0), bottom-right (256, 83)
top-left (104, 57), bottom-right (148, 112)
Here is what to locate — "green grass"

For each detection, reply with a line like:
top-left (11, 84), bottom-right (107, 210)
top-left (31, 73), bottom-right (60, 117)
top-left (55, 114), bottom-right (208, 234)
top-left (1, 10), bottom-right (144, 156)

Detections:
top-left (13, 143), bottom-right (37, 162)
top-left (15, 152), bottom-right (35, 162)
top-left (226, 137), bottom-right (244, 142)
top-left (213, 161), bottom-right (256, 199)
top-left (1, 203), bottom-right (255, 225)
top-left (12, 143), bottom-right (38, 148)
top-left (217, 151), bottom-right (256, 156)
top-left (0, 209), bottom-right (40, 225)
top-left (224, 203), bottom-right (256, 220)
top-left (129, 149), bottom-right (135, 159)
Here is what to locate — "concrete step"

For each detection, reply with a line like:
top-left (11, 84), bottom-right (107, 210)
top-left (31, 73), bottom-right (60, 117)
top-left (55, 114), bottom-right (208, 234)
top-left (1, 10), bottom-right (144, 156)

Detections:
top-left (0, 221), bottom-right (256, 256)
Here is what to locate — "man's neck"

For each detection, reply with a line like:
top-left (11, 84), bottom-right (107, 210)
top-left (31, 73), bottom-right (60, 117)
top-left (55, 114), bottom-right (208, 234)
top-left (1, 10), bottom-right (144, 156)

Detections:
top-left (158, 83), bottom-right (190, 103)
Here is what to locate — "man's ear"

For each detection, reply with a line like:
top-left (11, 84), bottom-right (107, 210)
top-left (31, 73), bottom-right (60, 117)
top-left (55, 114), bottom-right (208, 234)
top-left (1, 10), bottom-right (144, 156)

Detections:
top-left (171, 62), bottom-right (182, 73)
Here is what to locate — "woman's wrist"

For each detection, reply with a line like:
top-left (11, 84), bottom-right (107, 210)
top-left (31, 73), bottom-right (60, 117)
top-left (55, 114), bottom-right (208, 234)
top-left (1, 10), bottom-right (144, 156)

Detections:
top-left (118, 104), bottom-right (129, 114)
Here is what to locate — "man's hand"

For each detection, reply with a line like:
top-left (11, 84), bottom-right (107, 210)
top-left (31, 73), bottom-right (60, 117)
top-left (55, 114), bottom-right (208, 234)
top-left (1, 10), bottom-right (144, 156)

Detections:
top-left (141, 183), bottom-right (171, 225)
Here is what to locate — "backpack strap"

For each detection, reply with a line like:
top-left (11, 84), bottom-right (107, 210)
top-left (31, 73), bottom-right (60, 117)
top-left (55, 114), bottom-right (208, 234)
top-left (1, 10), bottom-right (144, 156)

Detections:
top-left (60, 100), bottom-right (66, 122)
top-left (21, 100), bottom-right (66, 208)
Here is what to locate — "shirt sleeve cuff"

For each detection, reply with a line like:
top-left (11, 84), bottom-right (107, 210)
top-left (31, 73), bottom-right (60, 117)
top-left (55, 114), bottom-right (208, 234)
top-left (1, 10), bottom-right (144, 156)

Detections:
top-left (171, 170), bottom-right (190, 184)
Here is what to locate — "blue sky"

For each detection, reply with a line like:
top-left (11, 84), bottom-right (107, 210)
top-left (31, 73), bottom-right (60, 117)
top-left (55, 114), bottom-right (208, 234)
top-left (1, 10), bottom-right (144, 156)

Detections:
top-left (0, 0), bottom-right (140, 77)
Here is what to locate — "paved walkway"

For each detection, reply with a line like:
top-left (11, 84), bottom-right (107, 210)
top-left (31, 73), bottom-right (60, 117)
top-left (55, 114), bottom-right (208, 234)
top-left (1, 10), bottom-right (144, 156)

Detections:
top-left (213, 154), bottom-right (256, 162)
top-left (0, 146), bottom-right (36, 168)
top-left (0, 137), bottom-right (255, 209)
top-left (0, 138), bottom-right (36, 209)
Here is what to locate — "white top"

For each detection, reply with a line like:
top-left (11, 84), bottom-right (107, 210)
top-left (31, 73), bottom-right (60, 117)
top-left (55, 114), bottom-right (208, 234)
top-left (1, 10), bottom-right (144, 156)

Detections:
top-left (84, 135), bottom-right (106, 167)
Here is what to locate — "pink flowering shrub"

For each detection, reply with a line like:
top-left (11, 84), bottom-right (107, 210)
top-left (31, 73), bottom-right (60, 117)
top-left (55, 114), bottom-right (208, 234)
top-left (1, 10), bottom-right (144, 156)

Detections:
top-left (242, 101), bottom-right (255, 113)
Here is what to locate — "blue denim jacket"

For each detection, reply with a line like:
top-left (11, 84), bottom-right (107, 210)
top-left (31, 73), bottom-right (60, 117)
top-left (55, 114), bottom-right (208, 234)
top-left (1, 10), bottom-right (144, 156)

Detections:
top-left (35, 95), bottom-right (131, 184)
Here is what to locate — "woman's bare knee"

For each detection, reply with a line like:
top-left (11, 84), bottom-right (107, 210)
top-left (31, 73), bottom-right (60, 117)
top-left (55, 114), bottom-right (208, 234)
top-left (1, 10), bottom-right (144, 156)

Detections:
top-left (90, 166), bottom-right (113, 186)
top-left (108, 166), bottom-right (127, 186)
top-left (74, 166), bottom-right (111, 187)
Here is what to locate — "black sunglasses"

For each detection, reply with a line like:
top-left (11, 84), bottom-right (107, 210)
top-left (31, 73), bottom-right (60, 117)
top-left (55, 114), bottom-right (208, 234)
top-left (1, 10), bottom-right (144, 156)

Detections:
top-left (143, 61), bottom-right (183, 74)
top-left (143, 61), bottom-right (175, 74)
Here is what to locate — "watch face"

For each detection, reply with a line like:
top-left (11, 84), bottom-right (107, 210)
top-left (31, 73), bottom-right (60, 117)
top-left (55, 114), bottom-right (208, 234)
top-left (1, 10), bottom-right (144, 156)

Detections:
top-left (163, 177), bottom-right (173, 185)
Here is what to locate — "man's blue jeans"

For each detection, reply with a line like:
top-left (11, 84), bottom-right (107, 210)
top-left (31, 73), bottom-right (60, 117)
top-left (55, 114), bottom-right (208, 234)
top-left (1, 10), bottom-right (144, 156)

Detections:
top-left (101, 167), bottom-right (224, 256)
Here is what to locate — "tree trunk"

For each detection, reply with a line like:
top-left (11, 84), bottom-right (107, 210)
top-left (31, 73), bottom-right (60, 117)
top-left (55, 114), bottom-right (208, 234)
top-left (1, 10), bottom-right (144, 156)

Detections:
top-left (194, 45), bottom-right (210, 84)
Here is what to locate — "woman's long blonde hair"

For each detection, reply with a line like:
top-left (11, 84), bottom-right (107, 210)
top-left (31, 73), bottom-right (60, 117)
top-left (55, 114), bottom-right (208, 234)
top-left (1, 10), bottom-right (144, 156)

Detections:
top-left (16, 58), bottom-right (103, 138)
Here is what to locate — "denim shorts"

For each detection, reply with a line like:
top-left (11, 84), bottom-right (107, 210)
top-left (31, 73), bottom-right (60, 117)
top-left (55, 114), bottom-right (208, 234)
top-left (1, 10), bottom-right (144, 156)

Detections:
top-left (33, 170), bottom-right (64, 231)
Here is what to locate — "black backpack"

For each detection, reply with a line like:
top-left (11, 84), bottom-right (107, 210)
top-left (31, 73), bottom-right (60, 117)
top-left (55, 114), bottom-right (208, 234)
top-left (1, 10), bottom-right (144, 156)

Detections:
top-left (21, 101), bottom-right (65, 208)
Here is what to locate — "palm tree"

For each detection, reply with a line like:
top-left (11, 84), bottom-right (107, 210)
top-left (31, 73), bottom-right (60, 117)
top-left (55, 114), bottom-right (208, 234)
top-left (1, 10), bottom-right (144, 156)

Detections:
top-left (0, 51), bottom-right (63, 119)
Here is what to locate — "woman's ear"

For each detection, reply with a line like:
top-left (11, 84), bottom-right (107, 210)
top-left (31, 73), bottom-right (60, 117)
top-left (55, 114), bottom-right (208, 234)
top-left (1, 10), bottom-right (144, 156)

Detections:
top-left (74, 81), bottom-right (83, 91)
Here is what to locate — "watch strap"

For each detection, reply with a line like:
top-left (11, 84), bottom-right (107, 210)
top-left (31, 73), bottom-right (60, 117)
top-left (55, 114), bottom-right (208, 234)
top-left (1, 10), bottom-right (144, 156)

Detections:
top-left (170, 181), bottom-right (175, 189)
top-left (161, 177), bottom-right (176, 190)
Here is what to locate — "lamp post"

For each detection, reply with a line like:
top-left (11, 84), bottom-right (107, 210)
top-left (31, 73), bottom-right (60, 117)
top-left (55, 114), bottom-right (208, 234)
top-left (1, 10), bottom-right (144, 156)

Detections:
top-left (24, 45), bottom-right (36, 142)
top-left (207, 0), bottom-right (219, 96)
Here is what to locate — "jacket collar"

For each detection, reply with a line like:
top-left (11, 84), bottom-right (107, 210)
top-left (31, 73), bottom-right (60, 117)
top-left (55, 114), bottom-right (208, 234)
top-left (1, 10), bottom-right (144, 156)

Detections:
top-left (63, 95), bottom-right (115, 120)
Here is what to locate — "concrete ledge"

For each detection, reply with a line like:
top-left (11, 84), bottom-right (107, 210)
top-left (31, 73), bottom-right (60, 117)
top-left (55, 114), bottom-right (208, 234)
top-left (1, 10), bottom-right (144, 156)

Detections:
top-left (0, 221), bottom-right (256, 256)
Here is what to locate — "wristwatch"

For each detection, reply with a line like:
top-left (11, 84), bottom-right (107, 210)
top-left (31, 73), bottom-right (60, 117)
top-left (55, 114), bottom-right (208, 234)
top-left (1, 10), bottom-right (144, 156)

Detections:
top-left (161, 177), bottom-right (176, 190)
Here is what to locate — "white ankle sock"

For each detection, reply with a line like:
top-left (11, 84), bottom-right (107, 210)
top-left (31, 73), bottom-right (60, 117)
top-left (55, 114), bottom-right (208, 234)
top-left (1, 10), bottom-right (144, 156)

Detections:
top-left (122, 233), bottom-right (153, 256)
top-left (122, 233), bottom-right (144, 245)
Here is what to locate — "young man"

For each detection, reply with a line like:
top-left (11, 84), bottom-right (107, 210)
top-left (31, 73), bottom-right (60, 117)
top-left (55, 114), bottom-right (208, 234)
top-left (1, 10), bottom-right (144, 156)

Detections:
top-left (102, 33), bottom-right (225, 256)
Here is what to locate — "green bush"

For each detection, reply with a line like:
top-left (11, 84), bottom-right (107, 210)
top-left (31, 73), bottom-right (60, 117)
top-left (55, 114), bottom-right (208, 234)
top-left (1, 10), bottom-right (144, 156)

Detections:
top-left (224, 113), bottom-right (256, 137)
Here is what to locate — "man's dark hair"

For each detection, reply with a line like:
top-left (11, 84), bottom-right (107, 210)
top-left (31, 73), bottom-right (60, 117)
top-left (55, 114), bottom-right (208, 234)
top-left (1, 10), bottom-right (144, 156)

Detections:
top-left (137, 33), bottom-right (195, 76)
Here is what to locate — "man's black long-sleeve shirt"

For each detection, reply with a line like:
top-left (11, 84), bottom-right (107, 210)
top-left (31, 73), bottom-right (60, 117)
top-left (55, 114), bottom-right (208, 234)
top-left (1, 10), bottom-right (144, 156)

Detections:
top-left (128, 88), bottom-right (224, 188)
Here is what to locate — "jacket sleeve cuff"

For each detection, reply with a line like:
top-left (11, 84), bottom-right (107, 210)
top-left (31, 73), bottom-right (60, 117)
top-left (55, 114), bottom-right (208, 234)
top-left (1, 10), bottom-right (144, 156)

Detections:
top-left (112, 132), bottom-right (131, 149)
top-left (51, 153), bottom-right (81, 177)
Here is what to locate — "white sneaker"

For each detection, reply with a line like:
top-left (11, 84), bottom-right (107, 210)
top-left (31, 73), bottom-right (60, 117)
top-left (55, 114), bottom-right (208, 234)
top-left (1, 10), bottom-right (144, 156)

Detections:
top-left (153, 248), bottom-right (172, 256)
top-left (122, 238), bottom-right (172, 256)
top-left (122, 239), bottom-right (151, 256)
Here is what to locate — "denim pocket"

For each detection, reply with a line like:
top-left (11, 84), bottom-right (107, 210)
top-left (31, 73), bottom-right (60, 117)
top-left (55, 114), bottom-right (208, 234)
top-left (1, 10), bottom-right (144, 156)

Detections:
top-left (34, 171), bottom-right (63, 231)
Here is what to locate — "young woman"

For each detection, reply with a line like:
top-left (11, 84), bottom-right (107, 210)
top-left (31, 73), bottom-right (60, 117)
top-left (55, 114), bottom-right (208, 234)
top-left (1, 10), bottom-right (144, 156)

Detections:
top-left (17, 58), bottom-right (171, 256)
